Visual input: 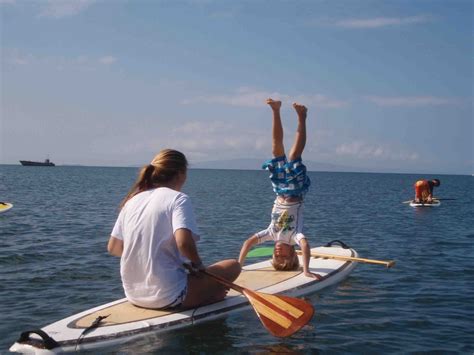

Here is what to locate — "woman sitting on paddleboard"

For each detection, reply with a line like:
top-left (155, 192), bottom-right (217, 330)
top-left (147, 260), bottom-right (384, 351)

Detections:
top-left (238, 99), bottom-right (319, 279)
top-left (108, 149), bottom-right (241, 310)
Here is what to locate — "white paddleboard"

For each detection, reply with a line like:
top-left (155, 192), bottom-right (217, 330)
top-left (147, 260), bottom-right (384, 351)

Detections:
top-left (409, 199), bottom-right (441, 207)
top-left (0, 202), bottom-right (13, 213)
top-left (10, 242), bottom-right (358, 354)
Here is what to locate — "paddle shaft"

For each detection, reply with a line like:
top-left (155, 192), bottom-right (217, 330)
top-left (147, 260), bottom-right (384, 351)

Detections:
top-left (202, 270), bottom-right (292, 317)
top-left (296, 251), bottom-right (395, 268)
top-left (192, 267), bottom-right (294, 322)
top-left (200, 269), bottom-right (245, 293)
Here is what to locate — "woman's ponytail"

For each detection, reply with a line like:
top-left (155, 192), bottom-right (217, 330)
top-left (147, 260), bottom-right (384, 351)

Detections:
top-left (138, 164), bottom-right (156, 191)
top-left (119, 149), bottom-right (188, 209)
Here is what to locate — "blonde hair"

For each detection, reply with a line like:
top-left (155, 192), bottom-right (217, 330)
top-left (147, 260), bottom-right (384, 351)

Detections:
top-left (271, 249), bottom-right (300, 271)
top-left (120, 149), bottom-right (188, 208)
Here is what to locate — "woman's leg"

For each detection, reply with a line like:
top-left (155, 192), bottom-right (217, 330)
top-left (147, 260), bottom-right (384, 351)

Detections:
top-left (182, 259), bottom-right (241, 308)
top-left (267, 98), bottom-right (285, 158)
top-left (288, 103), bottom-right (307, 161)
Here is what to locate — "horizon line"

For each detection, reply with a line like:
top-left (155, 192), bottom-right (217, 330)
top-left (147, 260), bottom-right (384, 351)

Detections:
top-left (0, 163), bottom-right (470, 177)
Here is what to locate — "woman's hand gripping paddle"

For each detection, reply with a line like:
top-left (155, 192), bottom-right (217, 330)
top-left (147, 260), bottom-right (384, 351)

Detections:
top-left (184, 264), bottom-right (314, 337)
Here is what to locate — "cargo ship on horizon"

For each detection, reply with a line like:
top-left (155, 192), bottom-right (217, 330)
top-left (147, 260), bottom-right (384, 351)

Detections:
top-left (19, 158), bottom-right (55, 166)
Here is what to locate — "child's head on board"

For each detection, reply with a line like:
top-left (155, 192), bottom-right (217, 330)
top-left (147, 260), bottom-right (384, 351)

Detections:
top-left (271, 242), bottom-right (299, 271)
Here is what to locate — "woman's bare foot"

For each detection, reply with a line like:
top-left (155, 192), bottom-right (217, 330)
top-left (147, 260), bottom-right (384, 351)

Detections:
top-left (293, 102), bottom-right (307, 120)
top-left (266, 98), bottom-right (282, 111)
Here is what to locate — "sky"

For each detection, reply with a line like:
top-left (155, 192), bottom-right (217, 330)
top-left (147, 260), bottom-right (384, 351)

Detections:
top-left (1, 0), bottom-right (472, 174)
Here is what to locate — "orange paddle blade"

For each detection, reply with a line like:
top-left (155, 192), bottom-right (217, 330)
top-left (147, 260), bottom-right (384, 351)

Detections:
top-left (243, 289), bottom-right (314, 337)
top-left (198, 268), bottom-right (314, 337)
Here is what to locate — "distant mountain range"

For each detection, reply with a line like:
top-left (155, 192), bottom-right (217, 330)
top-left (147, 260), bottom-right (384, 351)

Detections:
top-left (190, 158), bottom-right (367, 173)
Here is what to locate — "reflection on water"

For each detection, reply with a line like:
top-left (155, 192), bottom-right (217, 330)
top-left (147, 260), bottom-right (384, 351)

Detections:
top-left (110, 317), bottom-right (234, 354)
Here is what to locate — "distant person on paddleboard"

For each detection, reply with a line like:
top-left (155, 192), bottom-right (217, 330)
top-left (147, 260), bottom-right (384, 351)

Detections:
top-left (238, 99), bottom-right (319, 279)
top-left (108, 149), bottom-right (241, 310)
top-left (414, 179), bottom-right (440, 203)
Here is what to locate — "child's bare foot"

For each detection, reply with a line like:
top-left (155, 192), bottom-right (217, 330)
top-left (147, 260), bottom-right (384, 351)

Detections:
top-left (266, 98), bottom-right (282, 111)
top-left (293, 102), bottom-right (307, 119)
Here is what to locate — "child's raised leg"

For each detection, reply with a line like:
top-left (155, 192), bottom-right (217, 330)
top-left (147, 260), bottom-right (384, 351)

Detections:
top-left (267, 98), bottom-right (284, 158)
top-left (288, 103), bottom-right (307, 161)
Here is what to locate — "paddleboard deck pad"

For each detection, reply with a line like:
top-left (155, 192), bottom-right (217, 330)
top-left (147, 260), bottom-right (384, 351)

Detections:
top-left (0, 202), bottom-right (13, 213)
top-left (409, 200), bottom-right (441, 207)
top-left (10, 240), bottom-right (357, 354)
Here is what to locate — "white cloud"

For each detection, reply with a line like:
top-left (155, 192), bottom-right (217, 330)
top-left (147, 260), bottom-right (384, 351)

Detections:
top-left (75, 55), bottom-right (89, 64)
top-left (292, 94), bottom-right (350, 109)
top-left (333, 15), bottom-right (435, 29)
top-left (5, 49), bottom-right (33, 65)
top-left (336, 141), bottom-right (419, 161)
top-left (181, 88), bottom-right (282, 107)
top-left (133, 120), bottom-right (269, 162)
top-left (181, 87), bottom-right (349, 109)
top-left (99, 56), bottom-right (117, 65)
top-left (4, 50), bottom-right (118, 71)
top-left (151, 120), bottom-right (339, 164)
top-left (365, 95), bottom-right (462, 107)
top-left (38, 0), bottom-right (95, 18)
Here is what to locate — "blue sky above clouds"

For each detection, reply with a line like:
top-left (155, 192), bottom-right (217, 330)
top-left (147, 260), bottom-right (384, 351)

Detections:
top-left (1, 0), bottom-right (472, 174)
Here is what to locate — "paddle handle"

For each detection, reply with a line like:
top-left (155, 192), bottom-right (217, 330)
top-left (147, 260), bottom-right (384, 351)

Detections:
top-left (296, 251), bottom-right (395, 268)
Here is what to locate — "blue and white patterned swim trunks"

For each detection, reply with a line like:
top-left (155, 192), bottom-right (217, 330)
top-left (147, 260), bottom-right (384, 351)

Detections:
top-left (262, 155), bottom-right (311, 197)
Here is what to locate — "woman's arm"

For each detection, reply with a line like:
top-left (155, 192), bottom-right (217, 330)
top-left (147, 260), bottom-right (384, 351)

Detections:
top-left (238, 234), bottom-right (258, 266)
top-left (174, 228), bottom-right (203, 268)
top-left (107, 236), bottom-right (123, 257)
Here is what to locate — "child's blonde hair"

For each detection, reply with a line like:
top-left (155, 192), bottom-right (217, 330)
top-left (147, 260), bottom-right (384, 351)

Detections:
top-left (271, 250), bottom-right (300, 271)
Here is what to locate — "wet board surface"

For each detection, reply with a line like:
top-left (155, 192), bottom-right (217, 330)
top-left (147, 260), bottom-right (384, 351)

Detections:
top-left (10, 244), bottom-right (358, 354)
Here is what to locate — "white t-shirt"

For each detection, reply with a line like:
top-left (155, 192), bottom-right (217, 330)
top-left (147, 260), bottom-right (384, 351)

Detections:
top-left (111, 187), bottom-right (200, 309)
top-left (255, 199), bottom-right (305, 246)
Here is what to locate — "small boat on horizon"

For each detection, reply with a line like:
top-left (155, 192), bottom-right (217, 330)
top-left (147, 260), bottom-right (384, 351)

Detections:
top-left (19, 159), bottom-right (55, 167)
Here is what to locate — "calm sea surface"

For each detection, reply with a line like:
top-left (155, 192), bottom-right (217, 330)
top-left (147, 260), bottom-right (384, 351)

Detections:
top-left (0, 165), bottom-right (473, 354)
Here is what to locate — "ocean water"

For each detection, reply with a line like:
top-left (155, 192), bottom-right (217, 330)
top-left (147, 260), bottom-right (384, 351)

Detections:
top-left (0, 165), bottom-right (473, 354)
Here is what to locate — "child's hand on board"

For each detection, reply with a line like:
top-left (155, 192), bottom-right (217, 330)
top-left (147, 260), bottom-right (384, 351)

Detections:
top-left (304, 271), bottom-right (322, 280)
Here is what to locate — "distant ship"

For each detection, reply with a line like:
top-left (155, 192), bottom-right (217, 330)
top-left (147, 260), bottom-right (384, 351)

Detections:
top-left (20, 159), bottom-right (55, 167)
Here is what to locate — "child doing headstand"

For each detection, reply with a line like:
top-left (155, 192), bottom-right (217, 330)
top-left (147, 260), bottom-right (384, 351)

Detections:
top-left (238, 99), bottom-right (320, 279)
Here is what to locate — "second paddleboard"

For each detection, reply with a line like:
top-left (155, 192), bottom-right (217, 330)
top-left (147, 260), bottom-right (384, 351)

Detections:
top-left (409, 200), bottom-right (441, 207)
top-left (0, 202), bottom-right (13, 213)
